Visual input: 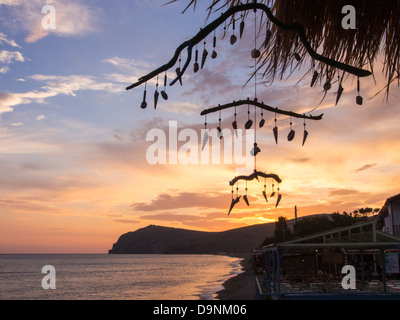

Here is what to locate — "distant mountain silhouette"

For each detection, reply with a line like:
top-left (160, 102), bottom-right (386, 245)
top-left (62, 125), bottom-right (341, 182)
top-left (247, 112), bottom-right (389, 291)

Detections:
top-left (108, 223), bottom-right (276, 254)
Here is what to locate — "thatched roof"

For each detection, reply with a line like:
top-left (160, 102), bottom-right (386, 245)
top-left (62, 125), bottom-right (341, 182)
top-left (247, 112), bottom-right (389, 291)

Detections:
top-left (171, 0), bottom-right (400, 97)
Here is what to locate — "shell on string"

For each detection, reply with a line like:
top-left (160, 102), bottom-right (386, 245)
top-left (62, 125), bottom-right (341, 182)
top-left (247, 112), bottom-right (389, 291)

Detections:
top-left (193, 49), bottom-right (199, 73)
top-left (273, 126), bottom-right (278, 144)
top-left (201, 131), bottom-right (209, 151)
top-left (243, 194), bottom-right (250, 206)
top-left (262, 191), bottom-right (268, 203)
top-left (228, 196), bottom-right (241, 215)
top-left (275, 194), bottom-right (282, 209)
top-left (323, 81), bottom-right (332, 91)
top-left (311, 70), bottom-right (319, 87)
top-left (240, 20), bottom-right (245, 39)
top-left (336, 84), bottom-right (344, 106)
top-left (217, 126), bottom-right (223, 139)
top-left (245, 119), bottom-right (253, 130)
top-left (250, 143), bottom-right (261, 157)
top-left (288, 130), bottom-right (296, 142)
top-left (175, 67), bottom-right (183, 86)
top-left (259, 119), bottom-right (265, 128)
top-left (201, 47), bottom-right (208, 69)
top-left (211, 35), bottom-right (217, 59)
top-left (302, 129), bottom-right (309, 147)
top-left (294, 53), bottom-right (302, 62)
top-left (154, 89), bottom-right (159, 110)
top-left (140, 85), bottom-right (147, 109)
top-left (161, 73), bottom-right (168, 100)
top-left (356, 95), bottom-right (363, 105)
top-left (251, 49), bottom-right (261, 59)
top-left (230, 34), bottom-right (237, 45)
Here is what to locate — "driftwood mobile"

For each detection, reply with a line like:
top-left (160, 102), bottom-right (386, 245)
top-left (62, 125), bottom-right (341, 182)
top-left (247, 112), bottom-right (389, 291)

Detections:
top-left (126, 1), bottom-right (395, 215)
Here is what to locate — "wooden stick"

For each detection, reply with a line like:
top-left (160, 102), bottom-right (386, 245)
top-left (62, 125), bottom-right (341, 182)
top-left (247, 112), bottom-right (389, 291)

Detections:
top-left (126, 3), bottom-right (371, 91)
top-left (200, 98), bottom-right (323, 121)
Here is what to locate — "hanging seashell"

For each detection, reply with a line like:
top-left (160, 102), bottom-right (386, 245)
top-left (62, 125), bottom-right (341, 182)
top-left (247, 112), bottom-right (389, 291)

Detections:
top-left (273, 126), bottom-right (278, 144)
top-left (259, 119), bottom-right (265, 128)
top-left (250, 143), bottom-right (261, 157)
top-left (211, 36), bottom-right (217, 59)
top-left (323, 81), bottom-right (331, 91)
top-left (270, 191), bottom-right (276, 198)
top-left (193, 49), bottom-right (199, 73)
top-left (245, 119), bottom-right (253, 130)
top-left (175, 67), bottom-right (182, 86)
top-left (240, 20), bottom-right (245, 39)
top-left (251, 48), bottom-right (261, 59)
top-left (294, 53), bottom-right (302, 62)
top-left (264, 29), bottom-right (272, 48)
top-left (154, 89), bottom-right (159, 110)
top-left (161, 73), bottom-right (168, 100)
top-left (140, 88), bottom-right (147, 109)
top-left (228, 196), bottom-right (241, 215)
top-left (311, 70), bottom-right (319, 87)
top-left (201, 131), bottom-right (209, 151)
top-left (262, 191), bottom-right (268, 203)
top-left (288, 130), bottom-right (296, 142)
top-left (230, 34), bottom-right (237, 45)
top-left (232, 120), bottom-right (238, 130)
top-left (335, 84), bottom-right (344, 106)
top-left (217, 127), bottom-right (223, 139)
top-left (275, 194), bottom-right (282, 209)
top-left (243, 194), bottom-right (250, 206)
top-left (161, 90), bottom-right (168, 100)
top-left (201, 48), bottom-right (208, 69)
top-left (356, 95), bottom-right (363, 105)
top-left (302, 130), bottom-right (309, 147)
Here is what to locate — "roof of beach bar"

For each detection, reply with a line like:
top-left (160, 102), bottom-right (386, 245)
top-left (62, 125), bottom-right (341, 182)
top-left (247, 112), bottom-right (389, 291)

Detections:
top-left (264, 221), bottom-right (400, 251)
top-left (173, 0), bottom-right (400, 96)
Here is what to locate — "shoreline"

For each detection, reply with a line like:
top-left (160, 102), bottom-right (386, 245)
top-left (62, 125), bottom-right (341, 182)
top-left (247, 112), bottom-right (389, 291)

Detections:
top-left (215, 253), bottom-right (256, 300)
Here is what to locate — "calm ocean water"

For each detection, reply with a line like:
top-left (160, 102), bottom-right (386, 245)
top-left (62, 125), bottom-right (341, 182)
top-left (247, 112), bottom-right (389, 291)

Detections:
top-left (0, 254), bottom-right (243, 300)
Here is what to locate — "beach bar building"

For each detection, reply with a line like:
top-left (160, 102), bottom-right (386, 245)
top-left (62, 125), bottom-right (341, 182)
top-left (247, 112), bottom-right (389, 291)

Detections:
top-left (256, 220), bottom-right (400, 300)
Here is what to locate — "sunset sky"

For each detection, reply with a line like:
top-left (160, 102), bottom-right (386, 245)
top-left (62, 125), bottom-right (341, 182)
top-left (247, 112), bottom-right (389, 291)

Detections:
top-left (0, 0), bottom-right (399, 253)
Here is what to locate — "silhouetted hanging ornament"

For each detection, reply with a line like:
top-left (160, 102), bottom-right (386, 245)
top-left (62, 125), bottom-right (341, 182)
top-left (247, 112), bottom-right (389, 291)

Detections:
top-left (288, 118), bottom-right (295, 141)
top-left (201, 115), bottom-right (209, 151)
top-left (250, 142), bottom-right (261, 157)
top-left (211, 32), bottom-right (217, 59)
top-left (193, 46), bottom-right (199, 73)
top-left (356, 77), bottom-right (363, 105)
top-left (262, 178), bottom-right (268, 203)
top-left (217, 111), bottom-right (223, 139)
top-left (270, 183), bottom-right (276, 197)
top-left (243, 181), bottom-right (249, 206)
top-left (175, 55), bottom-right (183, 86)
top-left (154, 76), bottom-right (159, 109)
top-left (239, 14), bottom-right (245, 39)
top-left (302, 119), bottom-right (309, 147)
top-left (275, 186), bottom-right (282, 209)
top-left (311, 70), bottom-right (319, 87)
top-left (294, 52), bottom-right (302, 62)
top-left (232, 106), bottom-right (238, 138)
top-left (201, 40), bottom-right (208, 69)
top-left (230, 18), bottom-right (237, 45)
top-left (251, 48), bottom-right (261, 59)
top-left (245, 103), bottom-right (253, 129)
top-left (273, 114), bottom-right (278, 144)
top-left (161, 72), bottom-right (168, 100)
top-left (336, 83), bottom-right (344, 106)
top-left (228, 184), bottom-right (241, 215)
top-left (140, 82), bottom-right (147, 109)
top-left (259, 116), bottom-right (265, 129)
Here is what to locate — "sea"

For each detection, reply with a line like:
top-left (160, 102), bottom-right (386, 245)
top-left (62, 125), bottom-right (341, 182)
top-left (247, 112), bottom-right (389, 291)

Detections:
top-left (0, 254), bottom-right (244, 300)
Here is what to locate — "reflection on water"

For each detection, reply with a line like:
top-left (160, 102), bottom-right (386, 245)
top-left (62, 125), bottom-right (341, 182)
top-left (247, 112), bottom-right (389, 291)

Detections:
top-left (0, 254), bottom-right (243, 300)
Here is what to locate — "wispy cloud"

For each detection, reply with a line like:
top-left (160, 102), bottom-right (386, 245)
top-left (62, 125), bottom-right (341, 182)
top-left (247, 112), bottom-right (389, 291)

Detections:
top-left (0, 0), bottom-right (100, 43)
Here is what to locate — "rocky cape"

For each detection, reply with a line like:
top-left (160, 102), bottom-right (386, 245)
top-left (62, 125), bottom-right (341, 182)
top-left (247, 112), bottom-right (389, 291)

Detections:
top-left (108, 223), bottom-right (275, 254)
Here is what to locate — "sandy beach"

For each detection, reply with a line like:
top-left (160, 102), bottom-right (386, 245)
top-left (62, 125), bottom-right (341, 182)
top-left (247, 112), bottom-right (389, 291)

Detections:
top-left (216, 253), bottom-right (257, 300)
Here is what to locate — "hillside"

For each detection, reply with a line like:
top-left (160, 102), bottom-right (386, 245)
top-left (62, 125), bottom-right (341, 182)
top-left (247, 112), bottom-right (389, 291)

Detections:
top-left (108, 223), bottom-right (275, 254)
